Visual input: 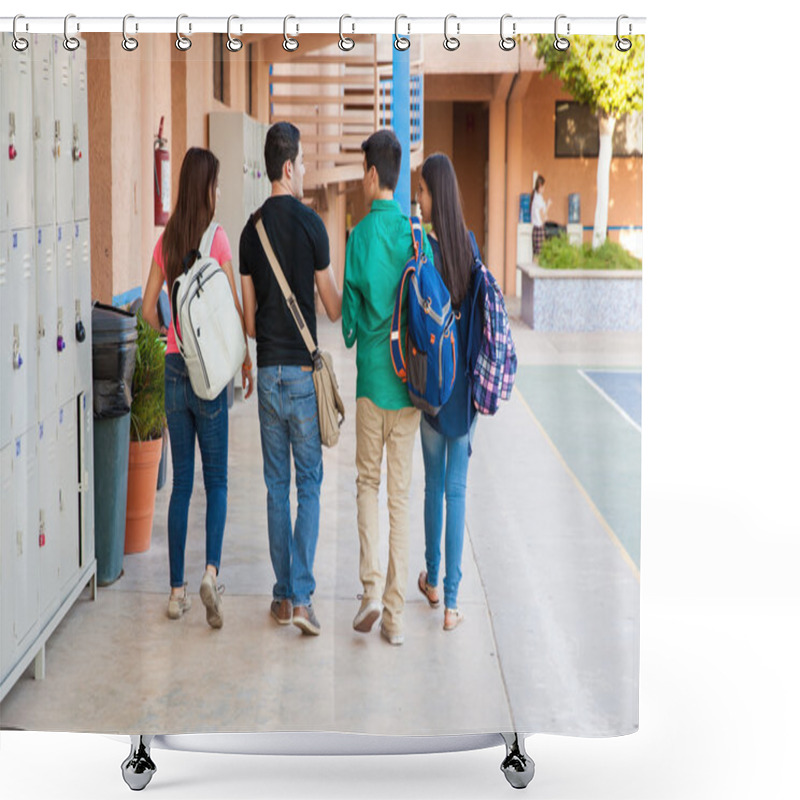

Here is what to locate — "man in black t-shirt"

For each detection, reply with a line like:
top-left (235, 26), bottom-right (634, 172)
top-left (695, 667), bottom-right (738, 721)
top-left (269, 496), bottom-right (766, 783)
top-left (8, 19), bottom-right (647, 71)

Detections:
top-left (239, 122), bottom-right (342, 637)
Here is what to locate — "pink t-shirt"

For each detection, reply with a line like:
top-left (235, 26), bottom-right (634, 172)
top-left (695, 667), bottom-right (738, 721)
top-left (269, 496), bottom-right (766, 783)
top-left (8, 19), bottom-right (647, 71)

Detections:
top-left (154, 226), bottom-right (233, 355)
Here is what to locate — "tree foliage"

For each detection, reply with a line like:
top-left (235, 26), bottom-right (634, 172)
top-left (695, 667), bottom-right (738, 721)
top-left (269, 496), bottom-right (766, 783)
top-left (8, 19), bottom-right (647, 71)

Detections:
top-left (531, 35), bottom-right (645, 119)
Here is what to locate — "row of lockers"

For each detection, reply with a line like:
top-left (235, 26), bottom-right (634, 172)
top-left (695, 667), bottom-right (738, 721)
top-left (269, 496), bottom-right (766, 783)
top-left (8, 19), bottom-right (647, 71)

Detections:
top-left (1, 33), bottom-right (90, 232)
top-left (0, 34), bottom-right (96, 700)
top-left (0, 394), bottom-right (94, 687)
top-left (0, 221), bottom-right (92, 450)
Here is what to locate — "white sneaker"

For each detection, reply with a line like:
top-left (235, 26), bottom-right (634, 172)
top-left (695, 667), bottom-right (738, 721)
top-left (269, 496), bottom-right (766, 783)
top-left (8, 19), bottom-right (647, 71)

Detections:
top-left (379, 622), bottom-right (404, 646)
top-left (199, 571), bottom-right (224, 629)
top-left (352, 596), bottom-right (382, 633)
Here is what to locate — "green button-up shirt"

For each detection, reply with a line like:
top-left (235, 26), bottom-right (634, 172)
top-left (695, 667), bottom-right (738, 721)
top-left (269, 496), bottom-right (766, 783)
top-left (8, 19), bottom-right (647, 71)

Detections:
top-left (342, 199), bottom-right (434, 410)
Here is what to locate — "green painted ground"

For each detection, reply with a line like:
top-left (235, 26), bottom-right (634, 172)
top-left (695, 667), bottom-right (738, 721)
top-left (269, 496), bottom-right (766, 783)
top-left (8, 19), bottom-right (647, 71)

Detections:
top-left (515, 366), bottom-right (642, 568)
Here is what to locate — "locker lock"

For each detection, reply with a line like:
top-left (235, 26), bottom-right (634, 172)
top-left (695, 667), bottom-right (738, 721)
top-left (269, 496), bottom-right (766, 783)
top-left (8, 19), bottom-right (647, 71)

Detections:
top-left (75, 319), bottom-right (86, 343)
top-left (8, 113), bottom-right (17, 160)
top-left (57, 311), bottom-right (66, 352)
top-left (72, 144), bottom-right (83, 162)
top-left (12, 326), bottom-right (23, 369)
top-left (39, 513), bottom-right (46, 548)
top-left (54, 120), bottom-right (62, 159)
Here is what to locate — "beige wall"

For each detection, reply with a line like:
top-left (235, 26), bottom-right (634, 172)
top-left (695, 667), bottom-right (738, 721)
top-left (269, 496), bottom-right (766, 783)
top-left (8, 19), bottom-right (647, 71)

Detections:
top-left (522, 73), bottom-right (643, 239)
top-left (85, 36), bottom-right (642, 304)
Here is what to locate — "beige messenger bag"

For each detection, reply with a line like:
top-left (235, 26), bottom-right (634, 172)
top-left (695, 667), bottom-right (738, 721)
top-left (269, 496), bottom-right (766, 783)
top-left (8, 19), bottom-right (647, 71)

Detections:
top-left (254, 217), bottom-right (345, 447)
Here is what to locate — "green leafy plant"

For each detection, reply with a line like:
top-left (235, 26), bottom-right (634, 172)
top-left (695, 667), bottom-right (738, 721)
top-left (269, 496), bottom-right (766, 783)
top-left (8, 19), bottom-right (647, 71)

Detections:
top-left (539, 235), bottom-right (641, 271)
top-left (130, 312), bottom-right (166, 442)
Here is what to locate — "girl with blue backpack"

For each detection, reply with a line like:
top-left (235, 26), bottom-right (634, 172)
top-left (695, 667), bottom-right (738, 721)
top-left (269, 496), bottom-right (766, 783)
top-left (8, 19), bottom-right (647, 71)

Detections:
top-left (415, 153), bottom-right (481, 632)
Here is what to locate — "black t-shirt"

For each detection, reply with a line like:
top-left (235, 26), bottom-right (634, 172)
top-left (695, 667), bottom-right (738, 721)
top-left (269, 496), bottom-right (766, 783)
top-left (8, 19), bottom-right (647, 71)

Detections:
top-left (239, 195), bottom-right (330, 367)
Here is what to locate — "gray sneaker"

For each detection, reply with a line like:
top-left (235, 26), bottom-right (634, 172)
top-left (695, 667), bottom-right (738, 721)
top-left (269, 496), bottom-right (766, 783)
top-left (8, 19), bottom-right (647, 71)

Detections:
top-left (353, 596), bottom-right (382, 633)
top-left (292, 604), bottom-right (321, 636)
top-left (199, 571), bottom-right (224, 629)
top-left (167, 584), bottom-right (191, 620)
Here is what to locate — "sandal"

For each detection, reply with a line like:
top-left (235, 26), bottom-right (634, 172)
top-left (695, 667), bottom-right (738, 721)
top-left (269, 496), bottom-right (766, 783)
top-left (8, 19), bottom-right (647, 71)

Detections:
top-left (443, 607), bottom-right (464, 631)
top-left (417, 571), bottom-right (440, 608)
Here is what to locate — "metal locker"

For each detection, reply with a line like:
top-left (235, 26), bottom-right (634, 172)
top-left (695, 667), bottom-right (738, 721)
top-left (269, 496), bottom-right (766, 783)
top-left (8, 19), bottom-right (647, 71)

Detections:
top-left (71, 44), bottom-right (89, 221)
top-left (56, 223), bottom-right (76, 406)
top-left (36, 225), bottom-right (58, 422)
top-left (32, 34), bottom-right (56, 228)
top-left (0, 230), bottom-right (38, 446)
top-left (0, 230), bottom-right (11, 448)
top-left (0, 443), bottom-right (16, 681)
top-left (57, 401), bottom-right (79, 593)
top-left (72, 220), bottom-right (91, 397)
top-left (37, 413), bottom-right (60, 621)
top-left (0, 34), bottom-right (35, 232)
top-left (76, 391), bottom-right (94, 568)
top-left (52, 37), bottom-right (74, 227)
top-left (4, 229), bottom-right (37, 441)
top-left (9, 430), bottom-right (40, 657)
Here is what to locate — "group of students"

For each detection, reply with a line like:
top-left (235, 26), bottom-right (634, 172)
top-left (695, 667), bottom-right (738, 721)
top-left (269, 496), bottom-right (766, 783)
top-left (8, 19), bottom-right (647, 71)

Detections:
top-left (142, 123), bottom-right (483, 645)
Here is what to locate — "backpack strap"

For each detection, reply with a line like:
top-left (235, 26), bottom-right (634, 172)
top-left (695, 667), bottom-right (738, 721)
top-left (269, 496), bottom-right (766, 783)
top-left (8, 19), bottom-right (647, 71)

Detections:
top-left (389, 217), bottom-right (425, 382)
top-left (390, 264), bottom-right (415, 382)
top-left (198, 223), bottom-right (219, 259)
top-left (410, 216), bottom-right (424, 262)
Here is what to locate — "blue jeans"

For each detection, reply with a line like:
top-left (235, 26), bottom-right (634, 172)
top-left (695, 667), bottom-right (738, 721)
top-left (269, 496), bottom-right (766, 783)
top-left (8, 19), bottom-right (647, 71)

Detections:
top-left (419, 416), bottom-right (474, 609)
top-left (164, 354), bottom-right (228, 589)
top-left (257, 365), bottom-right (323, 607)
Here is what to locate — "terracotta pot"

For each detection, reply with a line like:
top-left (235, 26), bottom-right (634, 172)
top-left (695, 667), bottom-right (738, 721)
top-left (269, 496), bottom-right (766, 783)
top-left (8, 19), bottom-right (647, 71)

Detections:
top-left (125, 437), bottom-right (162, 554)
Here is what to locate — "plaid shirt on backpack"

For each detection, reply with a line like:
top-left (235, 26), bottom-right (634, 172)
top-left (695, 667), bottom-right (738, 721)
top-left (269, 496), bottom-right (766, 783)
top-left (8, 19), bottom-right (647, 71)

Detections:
top-left (467, 261), bottom-right (517, 415)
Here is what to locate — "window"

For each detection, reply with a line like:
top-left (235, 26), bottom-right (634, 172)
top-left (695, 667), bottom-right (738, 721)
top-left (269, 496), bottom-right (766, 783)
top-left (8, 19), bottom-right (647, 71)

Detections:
top-left (554, 101), bottom-right (643, 158)
top-left (213, 34), bottom-right (225, 105)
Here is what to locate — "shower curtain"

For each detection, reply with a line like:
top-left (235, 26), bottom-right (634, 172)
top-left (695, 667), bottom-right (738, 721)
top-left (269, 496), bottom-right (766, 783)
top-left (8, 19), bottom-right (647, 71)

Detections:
top-left (0, 26), bottom-right (643, 748)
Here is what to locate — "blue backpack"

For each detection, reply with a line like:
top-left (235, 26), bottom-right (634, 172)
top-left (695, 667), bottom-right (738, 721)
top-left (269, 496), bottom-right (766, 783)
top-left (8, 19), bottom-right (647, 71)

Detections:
top-left (390, 217), bottom-right (457, 416)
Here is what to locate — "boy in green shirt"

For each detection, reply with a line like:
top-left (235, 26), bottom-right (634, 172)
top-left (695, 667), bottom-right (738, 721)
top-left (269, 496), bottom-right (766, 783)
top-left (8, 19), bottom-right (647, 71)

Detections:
top-left (343, 130), bottom-right (433, 646)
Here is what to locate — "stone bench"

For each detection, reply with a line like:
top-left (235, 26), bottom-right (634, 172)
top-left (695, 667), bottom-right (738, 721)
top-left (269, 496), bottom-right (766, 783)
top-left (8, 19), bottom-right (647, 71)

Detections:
top-left (516, 262), bottom-right (642, 332)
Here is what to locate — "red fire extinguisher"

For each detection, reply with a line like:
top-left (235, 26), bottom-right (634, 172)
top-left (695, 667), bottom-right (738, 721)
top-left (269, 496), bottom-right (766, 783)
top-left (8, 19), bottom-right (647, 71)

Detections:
top-left (154, 116), bottom-right (170, 226)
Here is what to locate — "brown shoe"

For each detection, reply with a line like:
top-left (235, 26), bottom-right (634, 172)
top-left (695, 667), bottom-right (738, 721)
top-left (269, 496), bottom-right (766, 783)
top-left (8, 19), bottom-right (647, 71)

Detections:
top-left (292, 604), bottom-right (321, 636)
top-left (418, 571), bottom-right (440, 608)
top-left (270, 598), bottom-right (293, 626)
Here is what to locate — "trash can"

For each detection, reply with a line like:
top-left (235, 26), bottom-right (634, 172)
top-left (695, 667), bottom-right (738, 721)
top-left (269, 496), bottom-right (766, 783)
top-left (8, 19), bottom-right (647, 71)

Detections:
top-left (92, 302), bottom-right (137, 586)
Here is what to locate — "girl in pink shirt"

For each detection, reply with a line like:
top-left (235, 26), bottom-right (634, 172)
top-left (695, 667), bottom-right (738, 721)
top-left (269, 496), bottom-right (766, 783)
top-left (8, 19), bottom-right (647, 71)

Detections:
top-left (142, 147), bottom-right (252, 628)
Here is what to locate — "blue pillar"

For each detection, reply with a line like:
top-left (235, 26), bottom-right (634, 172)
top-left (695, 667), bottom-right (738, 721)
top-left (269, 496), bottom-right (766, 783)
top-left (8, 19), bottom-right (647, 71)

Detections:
top-left (392, 42), bottom-right (411, 216)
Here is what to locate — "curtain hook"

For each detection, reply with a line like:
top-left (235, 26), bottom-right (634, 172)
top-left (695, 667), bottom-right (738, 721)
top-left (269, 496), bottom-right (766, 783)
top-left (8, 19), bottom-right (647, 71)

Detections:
top-left (12, 15), bottom-right (29, 52)
top-left (122, 14), bottom-right (139, 51)
top-left (616, 15), bottom-right (632, 51)
top-left (64, 14), bottom-right (80, 51)
top-left (553, 14), bottom-right (570, 51)
top-left (499, 14), bottom-right (516, 51)
top-left (443, 14), bottom-right (460, 51)
top-left (339, 15), bottom-right (355, 51)
top-left (394, 15), bottom-right (411, 51)
top-left (175, 14), bottom-right (192, 51)
top-left (283, 15), bottom-right (299, 52)
top-left (227, 15), bottom-right (243, 52)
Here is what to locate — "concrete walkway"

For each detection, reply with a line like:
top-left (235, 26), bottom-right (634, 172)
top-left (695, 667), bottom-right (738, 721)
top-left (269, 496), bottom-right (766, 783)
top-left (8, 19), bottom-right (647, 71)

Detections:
top-left (0, 304), bottom-right (641, 739)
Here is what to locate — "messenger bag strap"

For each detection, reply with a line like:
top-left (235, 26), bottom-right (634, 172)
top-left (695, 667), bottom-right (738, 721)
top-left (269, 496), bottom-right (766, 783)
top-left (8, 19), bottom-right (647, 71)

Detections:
top-left (254, 216), bottom-right (318, 360)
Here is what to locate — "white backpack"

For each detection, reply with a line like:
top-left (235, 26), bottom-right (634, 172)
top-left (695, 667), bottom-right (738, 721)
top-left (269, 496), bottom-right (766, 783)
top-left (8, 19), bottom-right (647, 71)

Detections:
top-left (170, 223), bottom-right (246, 401)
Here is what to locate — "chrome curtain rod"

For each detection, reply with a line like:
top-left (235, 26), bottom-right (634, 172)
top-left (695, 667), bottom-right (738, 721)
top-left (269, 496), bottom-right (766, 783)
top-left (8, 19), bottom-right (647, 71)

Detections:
top-left (1, 15), bottom-right (646, 36)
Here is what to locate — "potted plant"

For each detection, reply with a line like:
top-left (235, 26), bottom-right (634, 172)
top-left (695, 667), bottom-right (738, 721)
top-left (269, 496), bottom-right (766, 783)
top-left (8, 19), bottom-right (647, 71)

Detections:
top-left (124, 311), bottom-right (166, 554)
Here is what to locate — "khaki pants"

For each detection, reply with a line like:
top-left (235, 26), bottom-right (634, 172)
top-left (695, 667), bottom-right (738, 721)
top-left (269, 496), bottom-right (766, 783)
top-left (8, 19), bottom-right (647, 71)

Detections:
top-left (355, 397), bottom-right (420, 633)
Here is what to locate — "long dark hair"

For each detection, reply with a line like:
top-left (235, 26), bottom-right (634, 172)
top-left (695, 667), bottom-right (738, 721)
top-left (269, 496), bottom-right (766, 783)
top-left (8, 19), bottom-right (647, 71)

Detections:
top-left (421, 153), bottom-right (473, 308)
top-left (161, 147), bottom-right (220, 291)
top-left (530, 174), bottom-right (545, 203)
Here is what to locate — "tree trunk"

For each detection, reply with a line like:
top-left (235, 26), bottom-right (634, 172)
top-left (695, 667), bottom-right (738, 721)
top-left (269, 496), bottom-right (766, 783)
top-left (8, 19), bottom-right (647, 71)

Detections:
top-left (593, 113), bottom-right (616, 248)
